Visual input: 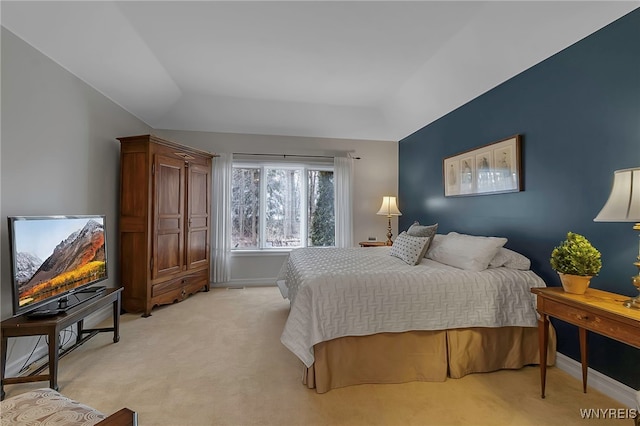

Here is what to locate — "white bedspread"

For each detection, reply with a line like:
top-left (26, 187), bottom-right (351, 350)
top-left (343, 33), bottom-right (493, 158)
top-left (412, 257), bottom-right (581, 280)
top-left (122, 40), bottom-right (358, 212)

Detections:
top-left (279, 246), bottom-right (547, 367)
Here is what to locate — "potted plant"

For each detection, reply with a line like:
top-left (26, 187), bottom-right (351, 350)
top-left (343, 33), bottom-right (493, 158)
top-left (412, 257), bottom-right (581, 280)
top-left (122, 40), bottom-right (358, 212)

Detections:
top-left (550, 232), bottom-right (602, 294)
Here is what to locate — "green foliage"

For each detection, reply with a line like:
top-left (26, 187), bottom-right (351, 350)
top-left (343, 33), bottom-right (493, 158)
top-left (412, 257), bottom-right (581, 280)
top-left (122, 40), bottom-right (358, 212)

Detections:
top-left (550, 232), bottom-right (602, 276)
top-left (310, 171), bottom-right (335, 246)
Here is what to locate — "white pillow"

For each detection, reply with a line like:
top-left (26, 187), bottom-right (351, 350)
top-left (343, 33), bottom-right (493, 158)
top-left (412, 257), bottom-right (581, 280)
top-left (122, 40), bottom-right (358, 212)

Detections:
top-left (427, 232), bottom-right (507, 271)
top-left (488, 247), bottom-right (531, 270)
top-left (425, 234), bottom-right (445, 259)
top-left (389, 232), bottom-right (431, 266)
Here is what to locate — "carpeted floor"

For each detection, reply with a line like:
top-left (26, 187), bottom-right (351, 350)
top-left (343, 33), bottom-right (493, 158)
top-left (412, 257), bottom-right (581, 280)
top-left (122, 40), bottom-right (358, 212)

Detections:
top-left (3, 286), bottom-right (629, 425)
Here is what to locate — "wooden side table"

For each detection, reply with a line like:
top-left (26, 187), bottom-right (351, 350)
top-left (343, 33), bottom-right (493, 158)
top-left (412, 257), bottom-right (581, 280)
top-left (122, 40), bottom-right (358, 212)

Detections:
top-left (531, 287), bottom-right (640, 399)
top-left (359, 241), bottom-right (390, 247)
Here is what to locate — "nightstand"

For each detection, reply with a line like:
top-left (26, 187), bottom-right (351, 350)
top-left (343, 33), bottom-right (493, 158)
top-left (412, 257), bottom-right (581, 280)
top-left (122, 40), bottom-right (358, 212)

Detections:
top-left (359, 241), bottom-right (390, 247)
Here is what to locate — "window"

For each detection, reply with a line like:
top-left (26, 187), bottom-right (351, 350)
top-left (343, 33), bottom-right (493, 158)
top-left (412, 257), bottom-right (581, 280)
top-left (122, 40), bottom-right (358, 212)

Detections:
top-left (232, 162), bottom-right (334, 250)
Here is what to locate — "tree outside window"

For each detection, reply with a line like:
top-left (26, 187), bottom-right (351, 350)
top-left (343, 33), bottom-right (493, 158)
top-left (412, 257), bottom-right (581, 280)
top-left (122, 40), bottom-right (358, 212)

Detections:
top-left (231, 167), bottom-right (260, 248)
top-left (308, 170), bottom-right (334, 246)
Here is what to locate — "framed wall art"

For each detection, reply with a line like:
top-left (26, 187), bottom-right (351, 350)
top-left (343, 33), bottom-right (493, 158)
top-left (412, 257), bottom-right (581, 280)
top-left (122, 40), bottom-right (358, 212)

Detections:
top-left (444, 134), bottom-right (522, 197)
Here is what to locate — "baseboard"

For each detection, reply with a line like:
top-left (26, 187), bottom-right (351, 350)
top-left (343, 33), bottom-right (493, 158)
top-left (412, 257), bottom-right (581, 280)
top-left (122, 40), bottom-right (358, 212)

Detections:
top-left (556, 353), bottom-right (638, 408)
top-left (4, 308), bottom-right (113, 378)
top-left (212, 278), bottom-right (278, 288)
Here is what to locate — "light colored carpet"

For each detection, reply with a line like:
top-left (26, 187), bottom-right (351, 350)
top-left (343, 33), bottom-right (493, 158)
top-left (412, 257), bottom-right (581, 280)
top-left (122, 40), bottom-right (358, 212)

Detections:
top-left (3, 286), bottom-right (628, 425)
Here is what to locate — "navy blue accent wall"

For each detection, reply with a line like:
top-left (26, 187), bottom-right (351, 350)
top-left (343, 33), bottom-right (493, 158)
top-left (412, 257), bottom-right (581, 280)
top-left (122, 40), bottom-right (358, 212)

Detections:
top-left (399, 9), bottom-right (640, 389)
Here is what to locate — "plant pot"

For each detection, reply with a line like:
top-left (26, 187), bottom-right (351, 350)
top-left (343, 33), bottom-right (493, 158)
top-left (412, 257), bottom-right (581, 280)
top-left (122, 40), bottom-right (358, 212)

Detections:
top-left (558, 273), bottom-right (592, 295)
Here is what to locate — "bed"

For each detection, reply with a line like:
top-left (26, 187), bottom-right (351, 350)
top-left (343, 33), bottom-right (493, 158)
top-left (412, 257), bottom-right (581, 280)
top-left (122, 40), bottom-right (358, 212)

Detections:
top-left (278, 230), bottom-right (556, 393)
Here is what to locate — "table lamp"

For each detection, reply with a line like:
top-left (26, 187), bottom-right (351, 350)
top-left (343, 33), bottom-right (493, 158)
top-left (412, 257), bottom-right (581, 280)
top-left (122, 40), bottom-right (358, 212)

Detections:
top-left (593, 167), bottom-right (640, 309)
top-left (377, 196), bottom-right (402, 246)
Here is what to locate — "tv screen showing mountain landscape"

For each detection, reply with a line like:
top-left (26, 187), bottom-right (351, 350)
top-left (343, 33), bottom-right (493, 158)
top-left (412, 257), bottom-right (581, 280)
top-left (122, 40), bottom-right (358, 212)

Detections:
top-left (11, 216), bottom-right (107, 311)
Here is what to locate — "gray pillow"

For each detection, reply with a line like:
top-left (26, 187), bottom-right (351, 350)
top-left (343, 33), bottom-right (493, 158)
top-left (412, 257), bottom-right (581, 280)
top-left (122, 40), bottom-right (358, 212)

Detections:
top-left (407, 221), bottom-right (438, 238)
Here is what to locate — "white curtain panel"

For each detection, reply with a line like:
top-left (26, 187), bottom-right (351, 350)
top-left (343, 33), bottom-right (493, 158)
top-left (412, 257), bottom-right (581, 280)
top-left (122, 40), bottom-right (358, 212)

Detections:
top-left (334, 156), bottom-right (354, 248)
top-left (211, 153), bottom-right (233, 283)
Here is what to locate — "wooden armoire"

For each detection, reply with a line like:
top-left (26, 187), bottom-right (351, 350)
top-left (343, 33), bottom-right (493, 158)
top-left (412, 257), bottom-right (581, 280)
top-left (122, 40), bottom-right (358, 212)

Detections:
top-left (118, 134), bottom-right (213, 316)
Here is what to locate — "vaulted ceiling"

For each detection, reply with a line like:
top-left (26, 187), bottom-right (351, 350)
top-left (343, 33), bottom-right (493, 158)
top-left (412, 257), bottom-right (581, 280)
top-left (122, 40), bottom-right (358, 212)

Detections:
top-left (2, 1), bottom-right (636, 141)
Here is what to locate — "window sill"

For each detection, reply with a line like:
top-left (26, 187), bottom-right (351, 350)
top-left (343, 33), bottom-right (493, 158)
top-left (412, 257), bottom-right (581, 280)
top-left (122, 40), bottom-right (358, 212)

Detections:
top-left (231, 249), bottom-right (292, 257)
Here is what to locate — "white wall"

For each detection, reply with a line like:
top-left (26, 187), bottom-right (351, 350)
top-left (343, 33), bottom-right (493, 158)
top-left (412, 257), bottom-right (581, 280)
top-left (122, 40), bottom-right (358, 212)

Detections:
top-left (1, 28), bottom-right (150, 373)
top-left (154, 129), bottom-right (399, 285)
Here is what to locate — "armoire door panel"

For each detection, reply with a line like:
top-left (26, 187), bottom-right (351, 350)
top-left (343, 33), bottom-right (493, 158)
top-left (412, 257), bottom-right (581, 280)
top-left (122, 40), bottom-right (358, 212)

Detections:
top-left (156, 233), bottom-right (182, 274)
top-left (154, 155), bottom-right (185, 278)
top-left (189, 167), bottom-right (209, 216)
top-left (188, 229), bottom-right (208, 265)
top-left (186, 163), bottom-right (210, 270)
top-left (158, 218), bottom-right (180, 230)
top-left (189, 217), bottom-right (207, 228)
top-left (157, 161), bottom-right (183, 217)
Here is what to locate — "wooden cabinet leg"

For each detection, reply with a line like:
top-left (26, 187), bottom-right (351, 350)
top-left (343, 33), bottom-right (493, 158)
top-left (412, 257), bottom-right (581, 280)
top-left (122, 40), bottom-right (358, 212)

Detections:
top-left (1, 335), bottom-right (7, 400)
top-left (538, 315), bottom-right (549, 398)
top-left (49, 330), bottom-right (60, 391)
top-left (579, 327), bottom-right (588, 393)
top-left (113, 296), bottom-right (121, 343)
top-left (76, 319), bottom-right (85, 345)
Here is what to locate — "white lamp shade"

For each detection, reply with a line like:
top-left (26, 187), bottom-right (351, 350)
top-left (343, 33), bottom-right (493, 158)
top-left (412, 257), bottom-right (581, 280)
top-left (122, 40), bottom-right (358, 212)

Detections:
top-left (377, 196), bottom-right (402, 216)
top-left (594, 167), bottom-right (640, 222)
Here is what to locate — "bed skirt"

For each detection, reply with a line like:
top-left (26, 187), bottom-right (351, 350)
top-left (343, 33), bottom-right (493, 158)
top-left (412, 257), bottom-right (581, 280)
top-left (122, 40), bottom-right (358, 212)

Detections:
top-left (303, 325), bottom-right (556, 393)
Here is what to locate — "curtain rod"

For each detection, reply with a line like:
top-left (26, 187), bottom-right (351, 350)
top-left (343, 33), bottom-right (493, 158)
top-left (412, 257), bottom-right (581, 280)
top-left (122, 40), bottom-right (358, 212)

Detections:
top-left (233, 152), bottom-right (361, 160)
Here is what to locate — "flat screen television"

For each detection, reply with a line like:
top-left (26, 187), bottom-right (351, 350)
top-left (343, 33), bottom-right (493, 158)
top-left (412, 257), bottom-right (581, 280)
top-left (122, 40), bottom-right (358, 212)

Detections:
top-left (8, 215), bottom-right (108, 317)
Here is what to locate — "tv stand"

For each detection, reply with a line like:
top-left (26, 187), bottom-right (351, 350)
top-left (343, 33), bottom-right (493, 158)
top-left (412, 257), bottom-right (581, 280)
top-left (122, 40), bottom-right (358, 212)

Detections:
top-left (25, 309), bottom-right (62, 319)
top-left (1, 288), bottom-right (122, 400)
top-left (76, 285), bottom-right (106, 294)
top-left (24, 289), bottom-right (108, 320)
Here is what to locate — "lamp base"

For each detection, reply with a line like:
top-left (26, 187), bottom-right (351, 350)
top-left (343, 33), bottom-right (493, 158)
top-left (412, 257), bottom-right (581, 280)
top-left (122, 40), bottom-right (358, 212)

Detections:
top-left (623, 295), bottom-right (640, 309)
top-left (624, 272), bottom-right (640, 309)
top-left (385, 216), bottom-right (393, 246)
